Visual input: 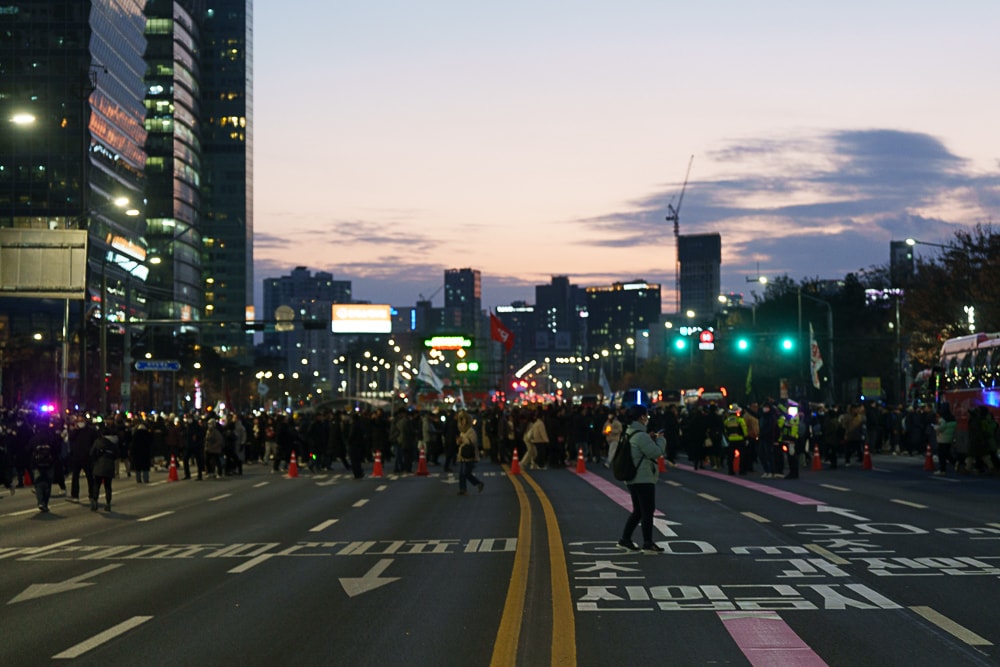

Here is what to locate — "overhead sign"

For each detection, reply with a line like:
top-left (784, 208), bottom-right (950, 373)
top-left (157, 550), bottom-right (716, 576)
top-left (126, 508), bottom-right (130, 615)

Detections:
top-left (0, 229), bottom-right (88, 299)
top-left (331, 304), bottom-right (392, 334)
top-left (134, 360), bottom-right (181, 372)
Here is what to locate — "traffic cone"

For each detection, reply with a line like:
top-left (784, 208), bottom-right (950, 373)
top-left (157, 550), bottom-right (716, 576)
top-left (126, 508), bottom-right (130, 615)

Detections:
top-left (811, 443), bottom-right (823, 471)
top-left (372, 450), bottom-right (384, 478)
top-left (23, 469), bottom-right (32, 487)
top-left (288, 451), bottom-right (299, 478)
top-left (168, 454), bottom-right (179, 482)
top-left (510, 449), bottom-right (521, 475)
top-left (575, 447), bottom-right (587, 473)
top-left (416, 447), bottom-right (429, 476)
top-left (732, 449), bottom-right (740, 474)
top-left (862, 442), bottom-right (873, 470)
top-left (924, 443), bottom-right (935, 472)
top-left (658, 455), bottom-right (667, 473)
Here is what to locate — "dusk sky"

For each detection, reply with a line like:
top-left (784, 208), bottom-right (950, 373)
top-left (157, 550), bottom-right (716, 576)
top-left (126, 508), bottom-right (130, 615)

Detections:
top-left (252, 2), bottom-right (1000, 313)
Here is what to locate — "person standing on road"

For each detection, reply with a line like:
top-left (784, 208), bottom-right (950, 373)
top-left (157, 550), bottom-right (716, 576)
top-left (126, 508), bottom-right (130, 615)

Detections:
top-left (204, 418), bottom-right (225, 479)
top-left (29, 419), bottom-right (61, 512)
top-left (617, 404), bottom-right (666, 555)
top-left (131, 420), bottom-right (153, 484)
top-left (933, 404), bottom-right (956, 475)
top-left (90, 425), bottom-right (119, 512)
top-left (455, 411), bottom-right (484, 495)
top-left (67, 416), bottom-right (98, 502)
top-left (523, 409), bottom-right (548, 470)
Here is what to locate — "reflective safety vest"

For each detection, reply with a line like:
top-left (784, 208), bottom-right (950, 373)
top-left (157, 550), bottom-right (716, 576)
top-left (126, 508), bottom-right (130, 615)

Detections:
top-left (781, 415), bottom-right (800, 440)
top-left (723, 415), bottom-right (747, 442)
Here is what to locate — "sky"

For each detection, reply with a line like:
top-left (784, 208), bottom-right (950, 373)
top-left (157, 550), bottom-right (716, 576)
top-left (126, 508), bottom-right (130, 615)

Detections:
top-left (252, 1), bottom-right (1000, 314)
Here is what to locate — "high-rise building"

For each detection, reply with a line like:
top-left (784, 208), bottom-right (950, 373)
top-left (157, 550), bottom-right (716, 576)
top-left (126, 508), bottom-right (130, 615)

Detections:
top-left (144, 0), bottom-right (205, 328)
top-left (535, 276), bottom-right (586, 352)
top-left (200, 0), bottom-right (253, 361)
top-left (678, 233), bottom-right (722, 319)
top-left (1, 0), bottom-right (150, 408)
top-left (890, 240), bottom-right (914, 288)
top-left (444, 268), bottom-right (481, 336)
top-left (262, 267), bottom-right (351, 391)
top-left (585, 281), bottom-right (661, 353)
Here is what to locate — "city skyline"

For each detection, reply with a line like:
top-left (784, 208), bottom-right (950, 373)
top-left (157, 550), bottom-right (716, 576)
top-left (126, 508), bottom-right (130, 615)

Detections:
top-left (252, 2), bottom-right (1000, 312)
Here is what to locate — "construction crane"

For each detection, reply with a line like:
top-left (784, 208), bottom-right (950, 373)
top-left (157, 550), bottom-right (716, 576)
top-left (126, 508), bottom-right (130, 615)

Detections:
top-left (665, 155), bottom-right (694, 313)
top-left (418, 283), bottom-right (445, 303)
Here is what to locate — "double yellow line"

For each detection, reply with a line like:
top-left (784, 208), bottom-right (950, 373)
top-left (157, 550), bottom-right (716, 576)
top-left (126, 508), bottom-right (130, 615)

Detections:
top-left (491, 468), bottom-right (576, 666)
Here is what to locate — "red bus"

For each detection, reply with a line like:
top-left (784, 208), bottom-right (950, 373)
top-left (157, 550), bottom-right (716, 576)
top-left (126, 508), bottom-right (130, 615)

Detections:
top-left (930, 333), bottom-right (1000, 455)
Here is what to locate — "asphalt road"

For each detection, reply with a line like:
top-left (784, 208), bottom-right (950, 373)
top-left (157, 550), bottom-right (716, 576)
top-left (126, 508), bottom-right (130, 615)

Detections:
top-left (2, 452), bottom-right (999, 666)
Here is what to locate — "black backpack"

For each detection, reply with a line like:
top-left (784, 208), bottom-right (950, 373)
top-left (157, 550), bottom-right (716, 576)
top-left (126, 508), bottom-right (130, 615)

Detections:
top-left (33, 442), bottom-right (55, 468)
top-left (611, 430), bottom-right (641, 481)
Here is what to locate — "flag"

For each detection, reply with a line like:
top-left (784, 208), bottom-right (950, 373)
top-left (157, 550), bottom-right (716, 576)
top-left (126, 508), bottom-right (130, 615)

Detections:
top-left (809, 322), bottom-right (824, 390)
top-left (392, 367), bottom-right (404, 392)
top-left (417, 355), bottom-right (444, 392)
top-left (490, 311), bottom-right (514, 352)
top-left (745, 365), bottom-right (753, 397)
top-left (599, 366), bottom-right (612, 399)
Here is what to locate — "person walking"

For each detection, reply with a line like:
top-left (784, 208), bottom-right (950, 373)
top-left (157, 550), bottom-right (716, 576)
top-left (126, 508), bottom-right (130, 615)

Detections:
top-left (455, 411), bottom-right (483, 495)
top-left (90, 425), bottom-right (120, 512)
top-left (28, 419), bottom-right (62, 512)
top-left (522, 409), bottom-right (548, 470)
top-left (617, 404), bottom-right (666, 555)
top-left (67, 416), bottom-right (98, 502)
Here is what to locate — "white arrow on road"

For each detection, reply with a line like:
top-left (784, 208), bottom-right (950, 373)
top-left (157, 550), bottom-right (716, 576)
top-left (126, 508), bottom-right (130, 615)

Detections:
top-left (339, 559), bottom-right (399, 598)
top-left (8, 564), bottom-right (122, 605)
top-left (817, 505), bottom-right (871, 522)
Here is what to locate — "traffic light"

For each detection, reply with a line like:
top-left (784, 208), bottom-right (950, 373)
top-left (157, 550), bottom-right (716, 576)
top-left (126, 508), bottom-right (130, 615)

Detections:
top-left (779, 337), bottom-right (795, 352)
top-left (735, 337), bottom-right (750, 352)
top-left (672, 336), bottom-right (688, 352)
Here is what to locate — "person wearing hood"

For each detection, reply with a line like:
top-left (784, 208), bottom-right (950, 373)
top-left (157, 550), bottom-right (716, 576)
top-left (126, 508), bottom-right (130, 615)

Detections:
top-left (90, 424), bottom-right (120, 511)
top-left (131, 420), bottom-right (153, 483)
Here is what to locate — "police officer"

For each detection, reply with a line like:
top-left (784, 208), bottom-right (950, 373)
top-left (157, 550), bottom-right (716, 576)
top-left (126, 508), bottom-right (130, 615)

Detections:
top-left (780, 403), bottom-right (802, 479)
top-left (723, 406), bottom-right (748, 475)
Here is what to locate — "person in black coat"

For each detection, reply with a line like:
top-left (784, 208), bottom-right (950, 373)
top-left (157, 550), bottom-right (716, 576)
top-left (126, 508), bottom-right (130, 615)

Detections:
top-left (130, 420), bottom-right (154, 483)
top-left (67, 416), bottom-right (99, 501)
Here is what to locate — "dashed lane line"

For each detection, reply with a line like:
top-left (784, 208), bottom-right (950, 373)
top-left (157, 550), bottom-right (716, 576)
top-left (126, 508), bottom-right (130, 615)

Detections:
top-left (804, 543), bottom-right (851, 565)
top-left (741, 512), bottom-right (771, 524)
top-left (137, 511), bottom-right (174, 523)
top-left (207, 494), bottom-right (232, 502)
top-left (52, 616), bottom-right (154, 659)
top-left (891, 498), bottom-right (928, 510)
top-left (309, 519), bottom-right (339, 533)
top-left (910, 606), bottom-right (993, 646)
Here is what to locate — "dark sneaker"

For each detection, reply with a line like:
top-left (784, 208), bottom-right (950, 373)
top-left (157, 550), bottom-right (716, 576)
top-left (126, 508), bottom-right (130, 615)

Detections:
top-left (642, 543), bottom-right (666, 555)
top-left (616, 540), bottom-right (640, 552)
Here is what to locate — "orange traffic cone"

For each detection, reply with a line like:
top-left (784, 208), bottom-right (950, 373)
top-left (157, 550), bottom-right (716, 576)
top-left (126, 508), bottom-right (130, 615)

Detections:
top-left (575, 447), bottom-right (587, 473)
top-left (372, 450), bottom-right (384, 478)
top-left (658, 455), bottom-right (668, 473)
top-left (168, 454), bottom-right (179, 482)
top-left (862, 442), bottom-right (873, 470)
top-left (923, 443), bottom-right (935, 471)
top-left (23, 469), bottom-right (32, 487)
top-left (416, 447), bottom-right (429, 476)
top-left (732, 449), bottom-right (740, 474)
top-left (811, 443), bottom-right (822, 471)
top-left (510, 449), bottom-right (521, 475)
top-left (288, 451), bottom-right (299, 478)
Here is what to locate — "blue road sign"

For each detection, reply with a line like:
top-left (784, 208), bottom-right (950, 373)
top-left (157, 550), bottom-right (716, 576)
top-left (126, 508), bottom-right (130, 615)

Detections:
top-left (134, 360), bottom-right (181, 372)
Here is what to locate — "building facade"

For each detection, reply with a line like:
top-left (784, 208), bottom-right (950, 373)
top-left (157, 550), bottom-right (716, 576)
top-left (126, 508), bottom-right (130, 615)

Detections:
top-left (678, 233), bottom-right (722, 320)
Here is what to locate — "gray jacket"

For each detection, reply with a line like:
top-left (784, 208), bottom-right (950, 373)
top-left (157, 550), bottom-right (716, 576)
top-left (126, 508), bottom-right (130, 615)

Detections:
top-left (625, 421), bottom-right (665, 485)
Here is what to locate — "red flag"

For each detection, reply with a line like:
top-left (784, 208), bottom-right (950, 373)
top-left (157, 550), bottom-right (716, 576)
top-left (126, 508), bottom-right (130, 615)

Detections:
top-left (490, 311), bottom-right (514, 352)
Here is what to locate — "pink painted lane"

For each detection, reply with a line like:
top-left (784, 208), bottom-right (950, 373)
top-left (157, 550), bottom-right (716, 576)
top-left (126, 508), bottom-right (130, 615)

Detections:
top-left (671, 463), bottom-right (826, 506)
top-left (719, 611), bottom-right (828, 666)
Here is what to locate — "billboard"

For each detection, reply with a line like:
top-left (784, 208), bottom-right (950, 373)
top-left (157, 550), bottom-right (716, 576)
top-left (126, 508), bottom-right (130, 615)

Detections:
top-left (331, 303), bottom-right (392, 334)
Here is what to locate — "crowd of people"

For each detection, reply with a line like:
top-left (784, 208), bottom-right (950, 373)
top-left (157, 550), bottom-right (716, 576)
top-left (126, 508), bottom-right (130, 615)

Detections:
top-left (3, 396), bottom-right (997, 514)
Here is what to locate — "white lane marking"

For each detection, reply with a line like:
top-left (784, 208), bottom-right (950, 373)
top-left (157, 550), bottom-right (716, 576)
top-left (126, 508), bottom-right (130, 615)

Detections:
top-left (208, 494), bottom-right (232, 502)
top-left (52, 616), bottom-right (154, 659)
top-left (253, 481), bottom-right (269, 488)
top-left (375, 485), bottom-right (388, 492)
top-left (137, 511), bottom-right (174, 523)
top-left (309, 519), bottom-right (339, 533)
top-left (820, 484), bottom-right (850, 492)
top-left (741, 512), bottom-right (771, 524)
top-left (9, 564), bottom-right (123, 604)
top-left (910, 606), bottom-right (993, 646)
top-left (697, 493), bottom-right (720, 502)
top-left (353, 499), bottom-right (369, 508)
top-left (891, 499), bottom-right (927, 509)
top-left (5, 508), bottom-right (41, 517)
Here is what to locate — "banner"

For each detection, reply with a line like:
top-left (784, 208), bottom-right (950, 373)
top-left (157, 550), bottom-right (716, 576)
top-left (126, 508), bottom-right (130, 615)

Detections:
top-left (809, 322), bottom-right (824, 390)
top-left (417, 355), bottom-right (444, 392)
top-left (490, 311), bottom-right (515, 352)
top-left (599, 367), bottom-right (612, 399)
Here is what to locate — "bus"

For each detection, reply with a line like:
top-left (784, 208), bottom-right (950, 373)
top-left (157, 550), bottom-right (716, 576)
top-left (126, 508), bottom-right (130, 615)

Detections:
top-left (927, 332), bottom-right (1000, 455)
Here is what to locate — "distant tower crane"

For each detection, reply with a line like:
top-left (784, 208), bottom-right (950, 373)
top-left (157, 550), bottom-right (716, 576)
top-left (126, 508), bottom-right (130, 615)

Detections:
top-left (664, 155), bottom-right (694, 313)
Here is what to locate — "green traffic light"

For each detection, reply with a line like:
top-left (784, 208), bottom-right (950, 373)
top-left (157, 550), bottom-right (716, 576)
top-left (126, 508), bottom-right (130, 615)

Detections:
top-left (780, 338), bottom-right (795, 351)
top-left (736, 338), bottom-right (750, 352)
top-left (673, 338), bottom-right (688, 351)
